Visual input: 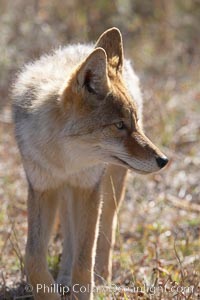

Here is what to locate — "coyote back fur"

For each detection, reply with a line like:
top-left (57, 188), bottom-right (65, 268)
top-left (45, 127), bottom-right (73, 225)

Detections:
top-left (12, 28), bottom-right (168, 300)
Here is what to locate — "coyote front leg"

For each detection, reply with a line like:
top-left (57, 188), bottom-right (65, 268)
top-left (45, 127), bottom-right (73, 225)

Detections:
top-left (95, 166), bottom-right (127, 283)
top-left (67, 184), bottom-right (102, 300)
top-left (25, 184), bottom-right (60, 300)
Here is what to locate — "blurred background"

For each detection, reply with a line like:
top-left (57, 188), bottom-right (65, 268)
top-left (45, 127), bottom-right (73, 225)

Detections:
top-left (0, 0), bottom-right (199, 299)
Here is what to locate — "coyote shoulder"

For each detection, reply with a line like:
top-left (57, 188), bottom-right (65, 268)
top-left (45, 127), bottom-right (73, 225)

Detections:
top-left (13, 28), bottom-right (168, 300)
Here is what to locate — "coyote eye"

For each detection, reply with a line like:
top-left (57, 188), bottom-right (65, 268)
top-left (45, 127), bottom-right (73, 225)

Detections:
top-left (115, 121), bottom-right (125, 130)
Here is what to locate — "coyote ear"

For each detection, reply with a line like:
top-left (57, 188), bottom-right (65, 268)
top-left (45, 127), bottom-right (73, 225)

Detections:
top-left (95, 27), bottom-right (124, 72)
top-left (77, 48), bottom-right (108, 94)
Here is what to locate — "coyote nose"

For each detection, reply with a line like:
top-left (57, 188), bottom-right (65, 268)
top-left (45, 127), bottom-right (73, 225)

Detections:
top-left (156, 156), bottom-right (169, 169)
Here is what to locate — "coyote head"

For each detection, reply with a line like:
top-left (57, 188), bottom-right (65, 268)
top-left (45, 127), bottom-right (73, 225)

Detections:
top-left (62, 28), bottom-right (168, 174)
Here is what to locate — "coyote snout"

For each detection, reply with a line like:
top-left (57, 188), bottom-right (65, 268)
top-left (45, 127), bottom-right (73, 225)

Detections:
top-left (105, 127), bottom-right (168, 174)
top-left (109, 132), bottom-right (168, 174)
top-left (120, 129), bottom-right (168, 173)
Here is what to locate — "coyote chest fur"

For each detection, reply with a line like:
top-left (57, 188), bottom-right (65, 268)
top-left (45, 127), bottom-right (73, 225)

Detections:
top-left (12, 28), bottom-right (168, 300)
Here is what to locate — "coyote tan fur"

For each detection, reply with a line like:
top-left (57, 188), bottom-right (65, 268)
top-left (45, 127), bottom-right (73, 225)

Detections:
top-left (12, 28), bottom-right (168, 300)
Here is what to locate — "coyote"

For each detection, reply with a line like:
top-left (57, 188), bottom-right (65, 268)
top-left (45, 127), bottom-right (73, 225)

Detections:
top-left (12, 28), bottom-right (168, 300)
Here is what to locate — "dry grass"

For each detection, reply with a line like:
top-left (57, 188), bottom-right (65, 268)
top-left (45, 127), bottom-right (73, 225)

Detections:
top-left (0, 1), bottom-right (200, 299)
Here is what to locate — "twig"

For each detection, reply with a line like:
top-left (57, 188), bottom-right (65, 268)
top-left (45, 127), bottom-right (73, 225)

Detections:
top-left (1, 272), bottom-right (6, 298)
top-left (166, 194), bottom-right (200, 213)
top-left (173, 238), bottom-right (184, 284)
top-left (8, 219), bottom-right (25, 280)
